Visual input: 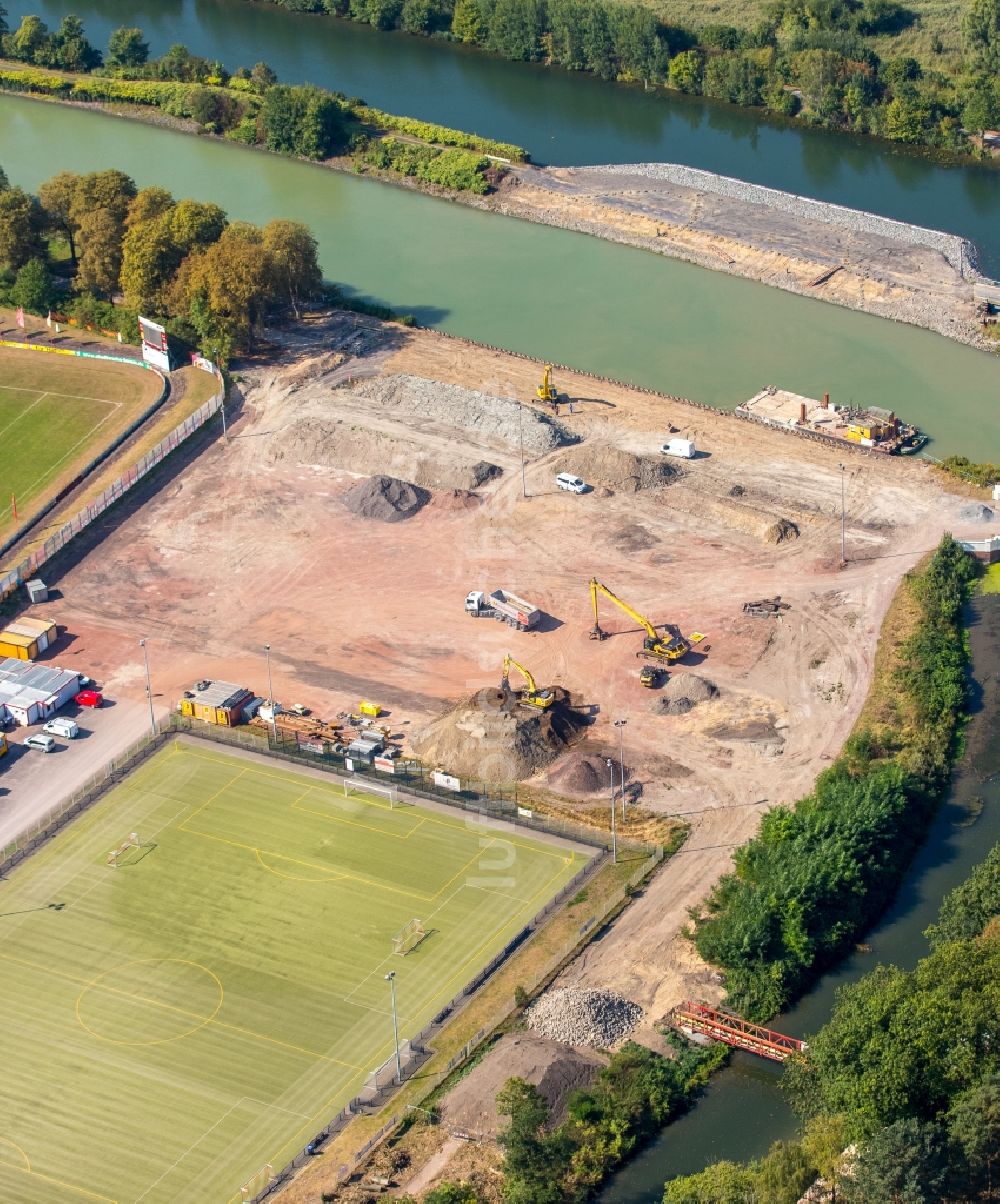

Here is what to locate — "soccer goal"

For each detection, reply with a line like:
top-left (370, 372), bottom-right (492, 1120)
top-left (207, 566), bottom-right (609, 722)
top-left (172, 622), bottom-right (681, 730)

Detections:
top-left (392, 917), bottom-right (428, 956)
top-left (240, 1163), bottom-right (274, 1199)
top-left (106, 832), bottom-right (141, 867)
top-left (343, 778), bottom-right (397, 808)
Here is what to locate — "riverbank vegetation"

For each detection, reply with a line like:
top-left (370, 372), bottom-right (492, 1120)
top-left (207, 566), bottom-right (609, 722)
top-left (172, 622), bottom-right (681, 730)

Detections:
top-left (664, 842), bottom-right (1000, 1202)
top-left (0, 166), bottom-right (324, 363)
top-left (247, 0), bottom-right (1000, 159)
top-left (0, 13), bottom-right (524, 194)
top-left (939, 453), bottom-right (1000, 487)
top-left (689, 535), bottom-right (980, 1020)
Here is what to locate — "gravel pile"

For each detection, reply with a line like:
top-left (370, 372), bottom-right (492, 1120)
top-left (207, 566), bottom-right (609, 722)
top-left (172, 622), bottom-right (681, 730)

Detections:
top-left (349, 373), bottom-right (577, 455)
top-left (653, 673), bottom-right (719, 716)
top-left (342, 475), bottom-right (429, 522)
top-left (959, 503), bottom-right (994, 523)
top-left (525, 988), bottom-right (643, 1048)
top-left (580, 162), bottom-right (974, 273)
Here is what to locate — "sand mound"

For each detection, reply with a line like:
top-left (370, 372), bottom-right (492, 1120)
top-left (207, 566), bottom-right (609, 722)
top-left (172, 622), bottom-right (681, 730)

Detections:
top-left (960, 503), bottom-right (994, 523)
top-left (430, 488), bottom-right (482, 513)
top-left (342, 475), bottom-right (429, 522)
top-left (411, 687), bottom-right (586, 782)
top-left (547, 749), bottom-right (634, 796)
top-left (440, 1034), bottom-right (606, 1137)
top-left (652, 673), bottom-right (719, 716)
top-left (350, 373), bottom-right (577, 455)
top-left (268, 418), bottom-right (499, 491)
top-left (553, 442), bottom-right (677, 493)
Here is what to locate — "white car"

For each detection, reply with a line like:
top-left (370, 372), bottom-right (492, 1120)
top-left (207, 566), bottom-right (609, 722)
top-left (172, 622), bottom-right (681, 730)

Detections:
top-left (24, 734), bottom-right (56, 753)
top-left (556, 472), bottom-right (587, 493)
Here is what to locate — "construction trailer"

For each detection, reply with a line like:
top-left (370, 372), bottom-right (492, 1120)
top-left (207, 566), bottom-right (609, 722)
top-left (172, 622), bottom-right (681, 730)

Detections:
top-left (0, 659), bottom-right (82, 726)
top-left (0, 617), bottom-right (58, 662)
top-left (178, 679), bottom-right (254, 727)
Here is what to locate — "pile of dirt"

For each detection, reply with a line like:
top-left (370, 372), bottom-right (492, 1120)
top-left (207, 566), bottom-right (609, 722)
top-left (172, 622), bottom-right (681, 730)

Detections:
top-left (342, 475), bottom-right (429, 522)
top-left (440, 1034), bottom-right (607, 1137)
top-left (764, 517), bottom-right (800, 544)
top-left (553, 442), bottom-right (677, 493)
top-left (609, 522), bottom-right (657, 553)
top-left (411, 687), bottom-right (587, 782)
top-left (430, 488), bottom-right (482, 513)
top-left (666, 487), bottom-right (801, 544)
top-left (268, 417), bottom-right (501, 491)
top-left (349, 373), bottom-right (577, 455)
top-left (652, 673), bottom-right (719, 716)
top-left (959, 503), bottom-right (995, 523)
top-left (708, 716), bottom-right (785, 748)
top-left (547, 751), bottom-right (622, 796)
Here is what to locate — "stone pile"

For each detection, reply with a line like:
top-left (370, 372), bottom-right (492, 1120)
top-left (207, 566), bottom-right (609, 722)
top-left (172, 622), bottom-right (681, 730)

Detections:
top-left (525, 988), bottom-right (643, 1048)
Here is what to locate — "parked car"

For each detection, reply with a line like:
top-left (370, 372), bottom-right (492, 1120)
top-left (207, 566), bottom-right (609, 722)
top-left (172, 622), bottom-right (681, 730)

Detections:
top-left (24, 734), bottom-right (56, 752)
top-left (555, 472), bottom-right (587, 493)
top-left (75, 689), bottom-right (104, 708)
top-left (43, 717), bottom-right (79, 739)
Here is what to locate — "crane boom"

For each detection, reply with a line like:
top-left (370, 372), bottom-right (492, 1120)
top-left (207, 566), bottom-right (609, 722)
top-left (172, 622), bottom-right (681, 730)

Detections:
top-left (588, 578), bottom-right (690, 662)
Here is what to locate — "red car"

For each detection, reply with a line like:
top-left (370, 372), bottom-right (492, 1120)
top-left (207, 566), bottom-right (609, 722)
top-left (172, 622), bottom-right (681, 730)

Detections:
top-left (75, 689), bottom-right (104, 708)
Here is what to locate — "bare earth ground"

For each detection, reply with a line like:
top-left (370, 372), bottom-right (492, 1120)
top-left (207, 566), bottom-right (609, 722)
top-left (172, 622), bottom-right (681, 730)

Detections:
top-left (481, 166), bottom-right (990, 350)
top-left (12, 314), bottom-right (997, 1198)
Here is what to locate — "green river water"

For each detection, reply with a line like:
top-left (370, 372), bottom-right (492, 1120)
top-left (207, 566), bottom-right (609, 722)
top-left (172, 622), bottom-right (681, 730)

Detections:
top-left (1, 94), bottom-right (998, 460)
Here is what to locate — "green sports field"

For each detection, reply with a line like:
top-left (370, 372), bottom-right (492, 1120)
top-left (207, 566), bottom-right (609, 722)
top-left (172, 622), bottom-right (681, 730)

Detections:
top-left (0, 742), bottom-right (588, 1203)
top-left (0, 347), bottom-right (162, 540)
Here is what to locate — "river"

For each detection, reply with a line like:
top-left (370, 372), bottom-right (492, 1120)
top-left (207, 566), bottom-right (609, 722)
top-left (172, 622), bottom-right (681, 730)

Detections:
top-left (8, 0), bottom-right (1000, 275)
top-left (602, 590), bottom-right (1000, 1200)
top-left (2, 95), bottom-right (999, 460)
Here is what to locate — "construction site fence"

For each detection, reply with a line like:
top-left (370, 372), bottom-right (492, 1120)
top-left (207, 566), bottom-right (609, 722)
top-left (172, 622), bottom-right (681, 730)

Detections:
top-left (0, 362), bottom-right (222, 602)
top-left (0, 339), bottom-right (168, 565)
top-left (169, 715), bottom-right (612, 854)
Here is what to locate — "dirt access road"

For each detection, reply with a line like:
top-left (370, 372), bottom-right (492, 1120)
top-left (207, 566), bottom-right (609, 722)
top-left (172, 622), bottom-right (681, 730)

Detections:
top-left (21, 312), bottom-right (996, 1036)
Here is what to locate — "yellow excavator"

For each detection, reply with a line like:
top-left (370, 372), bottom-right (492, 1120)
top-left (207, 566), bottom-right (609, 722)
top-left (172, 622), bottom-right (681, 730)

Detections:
top-left (589, 578), bottom-right (690, 662)
top-left (502, 653), bottom-right (555, 709)
top-left (536, 364), bottom-right (559, 404)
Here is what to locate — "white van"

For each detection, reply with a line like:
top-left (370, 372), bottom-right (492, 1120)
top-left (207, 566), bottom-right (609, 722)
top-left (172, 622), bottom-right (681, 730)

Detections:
top-left (661, 438), bottom-right (696, 459)
top-left (556, 473), bottom-right (587, 493)
top-left (43, 717), bottom-right (79, 739)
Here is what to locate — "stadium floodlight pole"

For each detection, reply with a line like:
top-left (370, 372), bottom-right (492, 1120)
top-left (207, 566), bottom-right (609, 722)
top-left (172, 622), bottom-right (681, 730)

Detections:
top-left (139, 638), bottom-right (155, 735)
top-left (385, 971), bottom-right (402, 1084)
top-left (606, 758), bottom-right (617, 864)
top-left (264, 643), bottom-right (276, 744)
top-left (614, 718), bottom-right (628, 823)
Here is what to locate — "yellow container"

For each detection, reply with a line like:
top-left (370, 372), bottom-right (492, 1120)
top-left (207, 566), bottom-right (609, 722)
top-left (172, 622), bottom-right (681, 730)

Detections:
top-left (179, 698), bottom-right (194, 717)
top-left (0, 632), bottom-right (36, 660)
top-left (359, 700), bottom-right (382, 717)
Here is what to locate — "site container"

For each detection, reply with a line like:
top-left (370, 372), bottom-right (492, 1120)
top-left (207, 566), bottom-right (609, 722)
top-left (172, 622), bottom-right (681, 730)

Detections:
top-left (0, 632), bottom-right (36, 661)
top-left (6, 617), bottom-right (57, 652)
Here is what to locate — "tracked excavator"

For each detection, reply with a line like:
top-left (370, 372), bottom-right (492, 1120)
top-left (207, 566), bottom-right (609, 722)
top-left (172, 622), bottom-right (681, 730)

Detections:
top-left (588, 578), bottom-right (690, 663)
top-left (536, 364), bottom-right (559, 404)
top-left (501, 653), bottom-right (556, 709)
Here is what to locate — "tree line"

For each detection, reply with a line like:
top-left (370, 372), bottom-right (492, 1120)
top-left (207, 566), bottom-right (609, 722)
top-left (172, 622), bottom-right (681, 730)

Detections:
top-left (0, 10), bottom-right (519, 193)
top-left (689, 535), bottom-right (980, 1020)
top-left (258, 0), bottom-right (1000, 154)
top-left (664, 842), bottom-right (1000, 1202)
top-left (0, 167), bottom-right (323, 364)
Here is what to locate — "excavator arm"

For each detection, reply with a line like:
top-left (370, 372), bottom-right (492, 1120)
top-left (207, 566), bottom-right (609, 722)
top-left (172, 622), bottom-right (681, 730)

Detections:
top-left (588, 578), bottom-right (690, 661)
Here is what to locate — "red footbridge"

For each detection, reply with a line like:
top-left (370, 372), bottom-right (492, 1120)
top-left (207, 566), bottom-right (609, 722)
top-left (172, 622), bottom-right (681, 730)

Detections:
top-left (668, 1000), bottom-right (808, 1063)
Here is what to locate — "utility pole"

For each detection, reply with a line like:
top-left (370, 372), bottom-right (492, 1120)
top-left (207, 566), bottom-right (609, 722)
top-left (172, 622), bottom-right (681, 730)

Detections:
top-left (385, 971), bottom-right (402, 1084)
top-left (264, 643), bottom-right (276, 745)
top-left (606, 758), bottom-right (617, 864)
top-left (839, 464), bottom-right (847, 565)
top-left (614, 718), bottom-right (628, 823)
top-left (139, 638), bottom-right (155, 735)
top-left (519, 402), bottom-right (527, 499)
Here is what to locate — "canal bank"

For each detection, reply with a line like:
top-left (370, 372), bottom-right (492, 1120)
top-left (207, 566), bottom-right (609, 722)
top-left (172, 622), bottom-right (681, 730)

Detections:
top-left (600, 587), bottom-right (1000, 1200)
top-left (2, 95), bottom-right (1000, 461)
top-left (8, 0), bottom-right (1000, 275)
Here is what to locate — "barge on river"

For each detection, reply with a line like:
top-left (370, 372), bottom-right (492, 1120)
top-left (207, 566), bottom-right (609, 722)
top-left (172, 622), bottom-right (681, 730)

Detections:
top-left (737, 387), bottom-right (927, 455)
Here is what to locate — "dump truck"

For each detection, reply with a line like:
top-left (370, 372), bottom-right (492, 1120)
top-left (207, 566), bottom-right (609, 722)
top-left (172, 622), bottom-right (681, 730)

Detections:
top-left (465, 589), bottom-right (541, 631)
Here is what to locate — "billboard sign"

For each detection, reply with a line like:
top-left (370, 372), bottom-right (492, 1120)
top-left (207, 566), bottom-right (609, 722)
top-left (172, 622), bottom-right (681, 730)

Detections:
top-left (138, 316), bottom-right (170, 372)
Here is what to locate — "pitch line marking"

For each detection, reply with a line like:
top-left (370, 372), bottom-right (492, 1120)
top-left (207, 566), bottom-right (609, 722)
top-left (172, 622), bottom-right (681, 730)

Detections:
top-left (0, 1155), bottom-right (117, 1203)
top-left (253, 848), bottom-right (346, 883)
top-left (0, 389), bottom-right (47, 439)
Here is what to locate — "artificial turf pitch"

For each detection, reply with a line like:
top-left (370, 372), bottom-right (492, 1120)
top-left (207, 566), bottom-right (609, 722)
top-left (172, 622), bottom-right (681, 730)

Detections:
top-left (0, 349), bottom-right (161, 539)
top-left (0, 742), bottom-right (589, 1202)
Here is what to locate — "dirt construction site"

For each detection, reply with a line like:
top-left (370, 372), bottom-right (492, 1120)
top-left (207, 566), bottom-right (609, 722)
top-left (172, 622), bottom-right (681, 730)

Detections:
top-left (21, 311), bottom-right (1000, 1192)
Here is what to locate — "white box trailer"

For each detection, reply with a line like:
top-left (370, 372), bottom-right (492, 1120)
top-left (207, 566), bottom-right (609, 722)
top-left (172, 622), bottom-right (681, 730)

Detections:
top-left (465, 589), bottom-right (540, 631)
top-left (661, 438), bottom-right (696, 459)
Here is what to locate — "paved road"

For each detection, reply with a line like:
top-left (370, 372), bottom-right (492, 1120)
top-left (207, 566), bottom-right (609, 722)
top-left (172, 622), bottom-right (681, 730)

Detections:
top-left (0, 697), bottom-right (152, 850)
